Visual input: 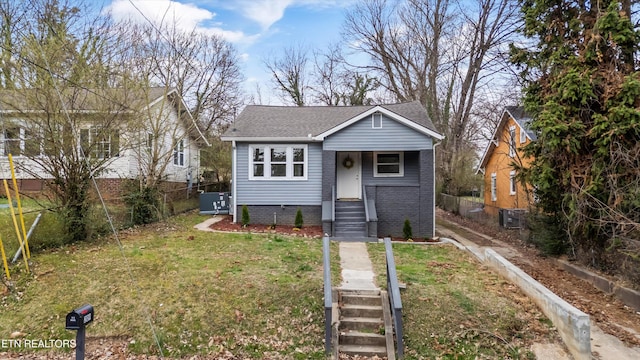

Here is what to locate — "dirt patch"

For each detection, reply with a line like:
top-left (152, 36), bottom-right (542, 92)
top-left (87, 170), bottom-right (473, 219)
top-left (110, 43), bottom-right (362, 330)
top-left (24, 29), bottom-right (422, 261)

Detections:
top-left (208, 215), bottom-right (324, 238)
top-left (436, 209), bottom-right (640, 347)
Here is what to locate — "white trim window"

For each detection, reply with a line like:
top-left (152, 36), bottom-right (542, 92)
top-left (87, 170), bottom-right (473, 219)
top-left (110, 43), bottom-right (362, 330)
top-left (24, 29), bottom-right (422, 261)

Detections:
top-left (491, 173), bottom-right (497, 201)
top-left (2, 125), bottom-right (40, 157)
top-left (3, 125), bottom-right (22, 156)
top-left (81, 127), bottom-right (120, 159)
top-left (508, 125), bottom-right (516, 157)
top-left (510, 170), bottom-right (517, 195)
top-left (374, 152), bottom-right (404, 177)
top-left (173, 139), bottom-right (185, 166)
top-left (249, 144), bottom-right (308, 180)
top-left (519, 126), bottom-right (526, 144)
top-left (372, 113), bottom-right (383, 128)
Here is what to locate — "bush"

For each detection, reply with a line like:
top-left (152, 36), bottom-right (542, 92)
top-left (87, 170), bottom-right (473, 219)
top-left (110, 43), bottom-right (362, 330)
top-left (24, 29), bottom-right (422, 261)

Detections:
top-left (123, 186), bottom-right (161, 226)
top-left (294, 208), bottom-right (304, 229)
top-left (403, 218), bottom-right (413, 240)
top-left (527, 212), bottom-right (568, 256)
top-left (241, 205), bottom-right (250, 227)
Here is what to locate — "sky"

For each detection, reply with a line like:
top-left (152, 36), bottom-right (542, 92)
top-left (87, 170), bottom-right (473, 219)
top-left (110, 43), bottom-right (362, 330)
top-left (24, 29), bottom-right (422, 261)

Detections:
top-left (104, 0), bottom-right (360, 104)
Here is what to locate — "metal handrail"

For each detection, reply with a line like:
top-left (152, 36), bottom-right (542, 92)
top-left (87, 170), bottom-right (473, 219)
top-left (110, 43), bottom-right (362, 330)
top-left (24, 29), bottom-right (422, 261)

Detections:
top-left (323, 236), bottom-right (332, 355)
top-left (385, 237), bottom-right (404, 358)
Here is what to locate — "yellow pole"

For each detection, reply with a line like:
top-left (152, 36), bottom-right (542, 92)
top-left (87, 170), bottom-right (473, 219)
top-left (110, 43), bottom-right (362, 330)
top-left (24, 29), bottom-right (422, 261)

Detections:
top-left (0, 234), bottom-right (10, 280)
top-left (8, 154), bottom-right (29, 258)
top-left (3, 179), bottom-right (28, 273)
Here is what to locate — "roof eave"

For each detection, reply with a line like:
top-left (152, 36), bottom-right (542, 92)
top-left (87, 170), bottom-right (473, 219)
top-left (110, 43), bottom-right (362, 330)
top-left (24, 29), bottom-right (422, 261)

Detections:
top-left (315, 105), bottom-right (444, 141)
top-left (220, 136), bottom-right (319, 142)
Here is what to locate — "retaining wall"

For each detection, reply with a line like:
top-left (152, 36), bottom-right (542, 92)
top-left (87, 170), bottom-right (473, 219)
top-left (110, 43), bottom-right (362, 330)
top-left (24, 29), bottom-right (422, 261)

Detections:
top-left (484, 249), bottom-right (591, 360)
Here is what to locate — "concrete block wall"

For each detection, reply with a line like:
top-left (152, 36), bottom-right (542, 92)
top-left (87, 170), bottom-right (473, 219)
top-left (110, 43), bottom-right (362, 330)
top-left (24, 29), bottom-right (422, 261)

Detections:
top-left (484, 249), bottom-right (591, 360)
top-left (235, 205), bottom-right (321, 227)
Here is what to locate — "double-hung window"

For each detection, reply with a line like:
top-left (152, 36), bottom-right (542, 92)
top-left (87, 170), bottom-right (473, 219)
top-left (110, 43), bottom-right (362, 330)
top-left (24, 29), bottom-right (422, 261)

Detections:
top-left (3, 126), bottom-right (22, 156)
top-left (373, 152), bottom-right (404, 177)
top-left (173, 139), bottom-right (185, 166)
top-left (249, 145), bottom-right (307, 180)
top-left (510, 170), bottom-right (517, 195)
top-left (80, 127), bottom-right (120, 159)
top-left (491, 173), bottom-right (497, 201)
top-left (508, 126), bottom-right (516, 157)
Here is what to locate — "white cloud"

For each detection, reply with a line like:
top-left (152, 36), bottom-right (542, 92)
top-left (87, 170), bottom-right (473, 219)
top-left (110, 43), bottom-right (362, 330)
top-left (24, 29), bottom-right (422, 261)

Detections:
top-left (231, 0), bottom-right (357, 30)
top-left (235, 0), bottom-right (294, 30)
top-left (105, 0), bottom-right (252, 44)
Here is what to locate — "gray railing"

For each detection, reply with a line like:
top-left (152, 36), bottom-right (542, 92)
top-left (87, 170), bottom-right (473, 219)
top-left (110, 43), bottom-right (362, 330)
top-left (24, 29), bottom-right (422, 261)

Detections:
top-left (323, 236), bottom-right (332, 355)
top-left (363, 185), bottom-right (370, 222)
top-left (385, 237), bottom-right (404, 358)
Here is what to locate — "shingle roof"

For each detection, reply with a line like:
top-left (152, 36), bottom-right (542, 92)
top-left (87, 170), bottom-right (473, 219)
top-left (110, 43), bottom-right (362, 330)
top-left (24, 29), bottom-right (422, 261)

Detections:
top-left (505, 106), bottom-right (536, 141)
top-left (222, 101), bottom-right (441, 139)
top-left (0, 87), bottom-right (170, 112)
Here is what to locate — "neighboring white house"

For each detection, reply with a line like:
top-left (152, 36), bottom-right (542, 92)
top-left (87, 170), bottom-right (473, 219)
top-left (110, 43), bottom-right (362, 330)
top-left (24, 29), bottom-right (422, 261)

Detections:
top-left (0, 87), bottom-right (209, 198)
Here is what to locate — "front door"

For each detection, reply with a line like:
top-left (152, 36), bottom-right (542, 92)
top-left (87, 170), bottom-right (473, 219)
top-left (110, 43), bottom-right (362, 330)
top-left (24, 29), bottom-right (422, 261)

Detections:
top-left (336, 152), bottom-right (361, 199)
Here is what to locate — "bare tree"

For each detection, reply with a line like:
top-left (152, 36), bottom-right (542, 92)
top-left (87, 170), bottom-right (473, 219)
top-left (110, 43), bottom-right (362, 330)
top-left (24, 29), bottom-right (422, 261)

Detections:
top-left (115, 21), bottom-right (243, 133)
top-left (0, 0), bottom-right (139, 241)
top-left (312, 43), bottom-right (379, 105)
top-left (343, 0), bottom-right (520, 194)
top-left (264, 45), bottom-right (309, 106)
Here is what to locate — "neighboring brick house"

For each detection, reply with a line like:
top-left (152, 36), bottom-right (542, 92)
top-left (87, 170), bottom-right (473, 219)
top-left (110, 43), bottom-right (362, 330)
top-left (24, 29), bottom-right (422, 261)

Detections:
top-left (221, 101), bottom-right (444, 239)
top-left (0, 87), bottom-right (209, 199)
top-left (476, 106), bottom-right (535, 216)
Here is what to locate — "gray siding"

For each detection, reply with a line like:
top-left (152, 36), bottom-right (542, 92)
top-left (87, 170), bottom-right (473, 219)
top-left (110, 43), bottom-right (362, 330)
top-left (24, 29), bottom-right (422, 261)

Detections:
top-left (365, 149), bottom-right (435, 238)
top-left (361, 151), bottom-right (419, 186)
top-left (323, 114), bottom-right (433, 151)
top-left (235, 142), bottom-right (322, 205)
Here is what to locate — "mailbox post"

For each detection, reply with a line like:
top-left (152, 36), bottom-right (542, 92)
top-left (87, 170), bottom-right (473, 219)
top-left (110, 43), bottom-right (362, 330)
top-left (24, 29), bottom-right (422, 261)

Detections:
top-left (65, 304), bottom-right (94, 360)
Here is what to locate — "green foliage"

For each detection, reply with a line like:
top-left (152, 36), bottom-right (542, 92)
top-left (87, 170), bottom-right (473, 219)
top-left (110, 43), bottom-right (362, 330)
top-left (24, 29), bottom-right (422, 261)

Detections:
top-left (526, 213), bottom-right (568, 256)
top-left (123, 184), bottom-right (161, 225)
top-left (403, 218), bottom-right (413, 240)
top-left (511, 0), bottom-right (640, 275)
top-left (294, 207), bottom-right (304, 228)
top-left (241, 205), bottom-right (250, 227)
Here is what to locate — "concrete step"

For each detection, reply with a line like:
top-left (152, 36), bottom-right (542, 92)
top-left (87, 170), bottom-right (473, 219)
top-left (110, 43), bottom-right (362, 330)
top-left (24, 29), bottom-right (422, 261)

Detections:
top-left (339, 330), bottom-right (386, 346)
top-left (339, 316), bottom-right (384, 332)
top-left (342, 294), bottom-right (381, 307)
top-left (339, 344), bottom-right (388, 357)
top-left (340, 304), bottom-right (383, 318)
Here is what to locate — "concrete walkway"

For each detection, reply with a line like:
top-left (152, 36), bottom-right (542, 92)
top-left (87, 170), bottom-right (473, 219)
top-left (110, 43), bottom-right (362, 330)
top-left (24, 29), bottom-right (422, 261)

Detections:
top-left (338, 242), bottom-right (379, 291)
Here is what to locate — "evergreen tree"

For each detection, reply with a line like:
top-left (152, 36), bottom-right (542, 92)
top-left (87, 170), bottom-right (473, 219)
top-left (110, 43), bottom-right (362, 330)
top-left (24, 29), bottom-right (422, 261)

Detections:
top-left (511, 1), bottom-right (640, 271)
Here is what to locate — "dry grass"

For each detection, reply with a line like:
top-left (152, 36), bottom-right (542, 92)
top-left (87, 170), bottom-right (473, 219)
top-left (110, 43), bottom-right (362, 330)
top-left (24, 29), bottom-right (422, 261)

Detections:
top-left (1, 212), bottom-right (334, 359)
top-left (368, 242), bottom-right (560, 359)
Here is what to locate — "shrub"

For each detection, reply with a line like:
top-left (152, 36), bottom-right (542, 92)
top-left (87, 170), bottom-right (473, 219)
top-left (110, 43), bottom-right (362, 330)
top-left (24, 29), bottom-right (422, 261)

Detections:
top-left (241, 205), bottom-right (250, 227)
top-left (527, 212), bottom-right (568, 256)
top-left (294, 208), bottom-right (304, 228)
top-left (403, 218), bottom-right (413, 240)
top-left (123, 185), bottom-right (161, 225)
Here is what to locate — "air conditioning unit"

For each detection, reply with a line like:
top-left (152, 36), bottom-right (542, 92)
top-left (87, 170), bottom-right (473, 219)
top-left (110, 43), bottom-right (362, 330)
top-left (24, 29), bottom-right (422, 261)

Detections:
top-left (498, 208), bottom-right (526, 229)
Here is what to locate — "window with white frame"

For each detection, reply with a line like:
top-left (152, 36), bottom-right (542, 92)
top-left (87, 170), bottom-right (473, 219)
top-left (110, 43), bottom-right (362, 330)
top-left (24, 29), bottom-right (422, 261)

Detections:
top-left (519, 126), bottom-right (526, 144)
top-left (249, 145), bottom-right (307, 180)
top-left (374, 152), bottom-right (404, 177)
top-left (3, 126), bottom-right (22, 156)
top-left (173, 139), bottom-right (185, 166)
top-left (508, 126), bottom-right (516, 157)
top-left (491, 173), bottom-right (497, 201)
top-left (80, 127), bottom-right (120, 159)
top-left (510, 170), bottom-right (517, 195)
top-left (372, 113), bottom-right (382, 128)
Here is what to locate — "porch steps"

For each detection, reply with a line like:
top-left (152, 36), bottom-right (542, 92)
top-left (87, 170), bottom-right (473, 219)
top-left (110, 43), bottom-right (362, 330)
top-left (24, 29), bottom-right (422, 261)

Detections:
top-left (336, 289), bottom-right (394, 359)
top-left (335, 200), bottom-right (367, 238)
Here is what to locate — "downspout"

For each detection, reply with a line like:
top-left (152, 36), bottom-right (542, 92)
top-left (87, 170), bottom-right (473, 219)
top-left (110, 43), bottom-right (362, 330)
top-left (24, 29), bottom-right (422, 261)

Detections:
top-left (432, 141), bottom-right (442, 238)
top-left (232, 140), bottom-right (237, 223)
